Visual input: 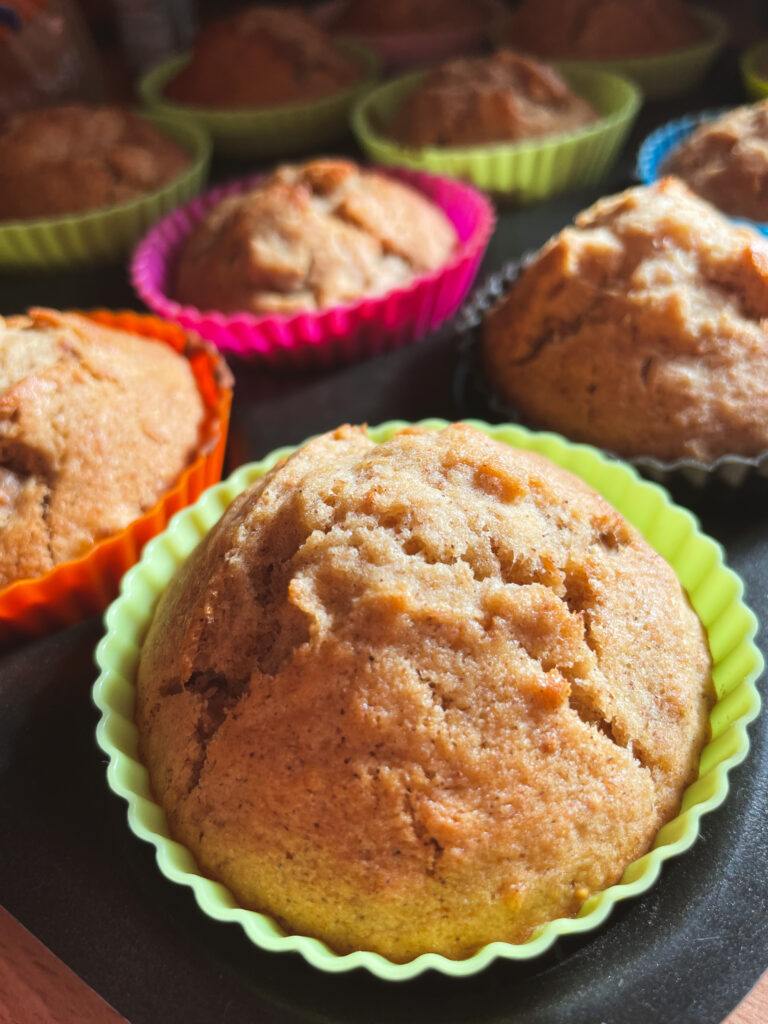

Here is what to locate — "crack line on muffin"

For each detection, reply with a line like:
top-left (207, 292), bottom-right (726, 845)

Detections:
top-left (184, 670), bottom-right (250, 792)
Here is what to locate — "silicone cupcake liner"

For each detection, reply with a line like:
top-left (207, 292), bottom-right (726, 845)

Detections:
top-left (741, 41), bottom-right (768, 100)
top-left (131, 168), bottom-right (495, 369)
top-left (93, 419), bottom-right (763, 981)
top-left (636, 108), bottom-right (768, 237)
top-left (138, 42), bottom-right (379, 159)
top-left (313, 0), bottom-right (505, 70)
top-left (0, 115), bottom-right (210, 271)
top-left (352, 66), bottom-right (640, 202)
top-left (0, 311), bottom-right (232, 646)
top-left (455, 260), bottom-right (768, 490)
top-left (493, 7), bottom-right (726, 101)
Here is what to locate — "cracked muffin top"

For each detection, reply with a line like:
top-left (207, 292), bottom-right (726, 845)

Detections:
top-left (0, 309), bottom-right (205, 588)
top-left (504, 0), bottom-right (703, 59)
top-left (390, 51), bottom-right (597, 148)
top-left (483, 178), bottom-right (768, 462)
top-left (174, 159), bottom-right (457, 315)
top-left (165, 6), bottom-right (362, 109)
top-left (332, 0), bottom-right (487, 33)
top-left (136, 423), bottom-right (711, 961)
top-left (0, 105), bottom-right (190, 222)
top-left (663, 101), bottom-right (768, 222)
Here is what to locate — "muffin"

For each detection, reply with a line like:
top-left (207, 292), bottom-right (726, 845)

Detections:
top-left (333, 0), bottom-right (486, 34)
top-left (390, 51), bottom-right (598, 148)
top-left (0, 105), bottom-right (190, 222)
top-left (505, 0), bottom-right (703, 60)
top-left (663, 101), bottom-right (768, 221)
top-left (174, 159), bottom-right (457, 315)
top-left (136, 423), bottom-right (712, 961)
top-left (483, 178), bottom-right (768, 462)
top-left (0, 309), bottom-right (206, 588)
top-left (165, 6), bottom-right (361, 109)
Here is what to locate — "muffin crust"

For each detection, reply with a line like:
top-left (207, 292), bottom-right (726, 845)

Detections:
top-left (0, 106), bottom-right (189, 222)
top-left (484, 178), bottom-right (768, 461)
top-left (391, 51), bottom-right (597, 148)
top-left (137, 424), bottom-right (711, 961)
top-left (0, 309), bottom-right (205, 587)
top-left (175, 159), bottom-right (457, 315)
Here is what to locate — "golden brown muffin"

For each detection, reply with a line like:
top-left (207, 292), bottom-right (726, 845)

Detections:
top-left (136, 423), bottom-right (712, 962)
top-left (175, 159), bottom-right (457, 315)
top-left (506, 0), bottom-right (702, 59)
top-left (0, 105), bottom-right (190, 222)
top-left (663, 101), bottom-right (768, 221)
top-left (390, 51), bottom-right (597, 148)
top-left (483, 178), bottom-right (768, 462)
top-left (166, 6), bottom-right (361, 109)
top-left (333, 0), bottom-right (485, 33)
top-left (0, 309), bottom-right (205, 587)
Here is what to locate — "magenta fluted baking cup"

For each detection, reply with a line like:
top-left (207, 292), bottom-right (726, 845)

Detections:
top-left (131, 168), bottom-right (495, 369)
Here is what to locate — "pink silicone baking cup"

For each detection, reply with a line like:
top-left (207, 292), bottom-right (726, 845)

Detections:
top-left (131, 167), bottom-right (495, 370)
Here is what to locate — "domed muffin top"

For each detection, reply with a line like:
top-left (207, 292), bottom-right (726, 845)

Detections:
top-left (390, 51), bottom-right (598, 148)
top-left (174, 159), bottom-right (457, 315)
top-left (0, 105), bottom-right (189, 221)
top-left (137, 424), bottom-right (711, 961)
top-left (484, 178), bottom-right (768, 461)
top-left (166, 6), bottom-right (362, 109)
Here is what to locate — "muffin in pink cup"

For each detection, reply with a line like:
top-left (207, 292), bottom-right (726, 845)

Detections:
top-left (131, 159), bottom-right (494, 369)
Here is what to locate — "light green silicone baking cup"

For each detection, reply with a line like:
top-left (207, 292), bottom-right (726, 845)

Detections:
top-left (93, 420), bottom-right (762, 981)
top-left (740, 41), bottom-right (768, 100)
top-left (0, 114), bottom-right (210, 271)
top-left (352, 67), bottom-right (640, 202)
top-left (139, 42), bottom-right (379, 159)
top-left (493, 8), bottom-right (726, 101)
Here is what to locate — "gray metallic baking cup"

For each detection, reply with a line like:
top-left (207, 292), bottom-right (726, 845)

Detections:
top-left (455, 258), bottom-right (768, 491)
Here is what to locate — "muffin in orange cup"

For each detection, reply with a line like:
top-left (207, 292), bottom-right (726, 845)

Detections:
top-left (0, 309), bottom-right (232, 645)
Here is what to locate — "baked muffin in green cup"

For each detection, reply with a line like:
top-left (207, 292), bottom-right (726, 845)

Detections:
top-left (139, 6), bottom-right (379, 159)
top-left (94, 420), bottom-right (761, 979)
top-left (352, 53), bottom-right (640, 202)
top-left (0, 107), bottom-right (209, 271)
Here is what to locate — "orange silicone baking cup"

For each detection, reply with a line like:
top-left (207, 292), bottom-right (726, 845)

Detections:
top-left (0, 310), bottom-right (232, 645)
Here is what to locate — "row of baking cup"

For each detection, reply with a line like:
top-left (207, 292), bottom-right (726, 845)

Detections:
top-left (741, 40), bottom-right (768, 100)
top-left (0, 312), bottom-right (232, 646)
top-left (93, 418), bottom-right (763, 981)
top-left (131, 167), bottom-right (495, 370)
top-left (491, 6), bottom-right (726, 101)
top-left (0, 114), bottom-right (211, 272)
top-left (454, 260), bottom-right (768, 490)
top-left (138, 41), bottom-right (380, 159)
top-left (636, 107), bottom-right (768, 237)
top-left (351, 66), bottom-right (640, 203)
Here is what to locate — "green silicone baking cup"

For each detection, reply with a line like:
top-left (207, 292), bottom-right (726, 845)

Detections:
top-left (740, 41), bottom-right (768, 100)
top-left (0, 114), bottom-right (210, 271)
top-left (93, 419), bottom-right (762, 981)
top-left (493, 8), bottom-right (726, 101)
top-left (351, 67), bottom-right (640, 202)
top-left (139, 42), bottom-right (379, 159)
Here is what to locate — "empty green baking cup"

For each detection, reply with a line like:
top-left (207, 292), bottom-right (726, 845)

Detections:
top-left (0, 114), bottom-right (210, 271)
top-left (93, 420), bottom-right (762, 981)
top-left (139, 42), bottom-right (379, 159)
top-left (352, 67), bottom-right (640, 202)
top-left (740, 41), bottom-right (768, 100)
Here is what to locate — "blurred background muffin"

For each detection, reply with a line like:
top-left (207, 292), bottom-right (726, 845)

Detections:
top-left (390, 51), bottom-right (598, 148)
top-left (0, 104), bottom-right (190, 221)
top-left (174, 158), bottom-right (457, 314)
top-left (663, 100), bottom-right (768, 221)
top-left (483, 178), bottom-right (768, 462)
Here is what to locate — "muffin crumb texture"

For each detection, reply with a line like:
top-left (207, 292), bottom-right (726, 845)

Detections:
top-left (484, 178), bottom-right (768, 461)
top-left (0, 309), bottom-right (204, 587)
top-left (0, 105), bottom-right (189, 221)
top-left (137, 424), bottom-right (711, 961)
top-left (390, 51), bottom-right (597, 148)
top-left (175, 159), bottom-right (457, 315)
top-left (166, 6), bottom-right (361, 108)
top-left (664, 101), bottom-right (768, 221)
